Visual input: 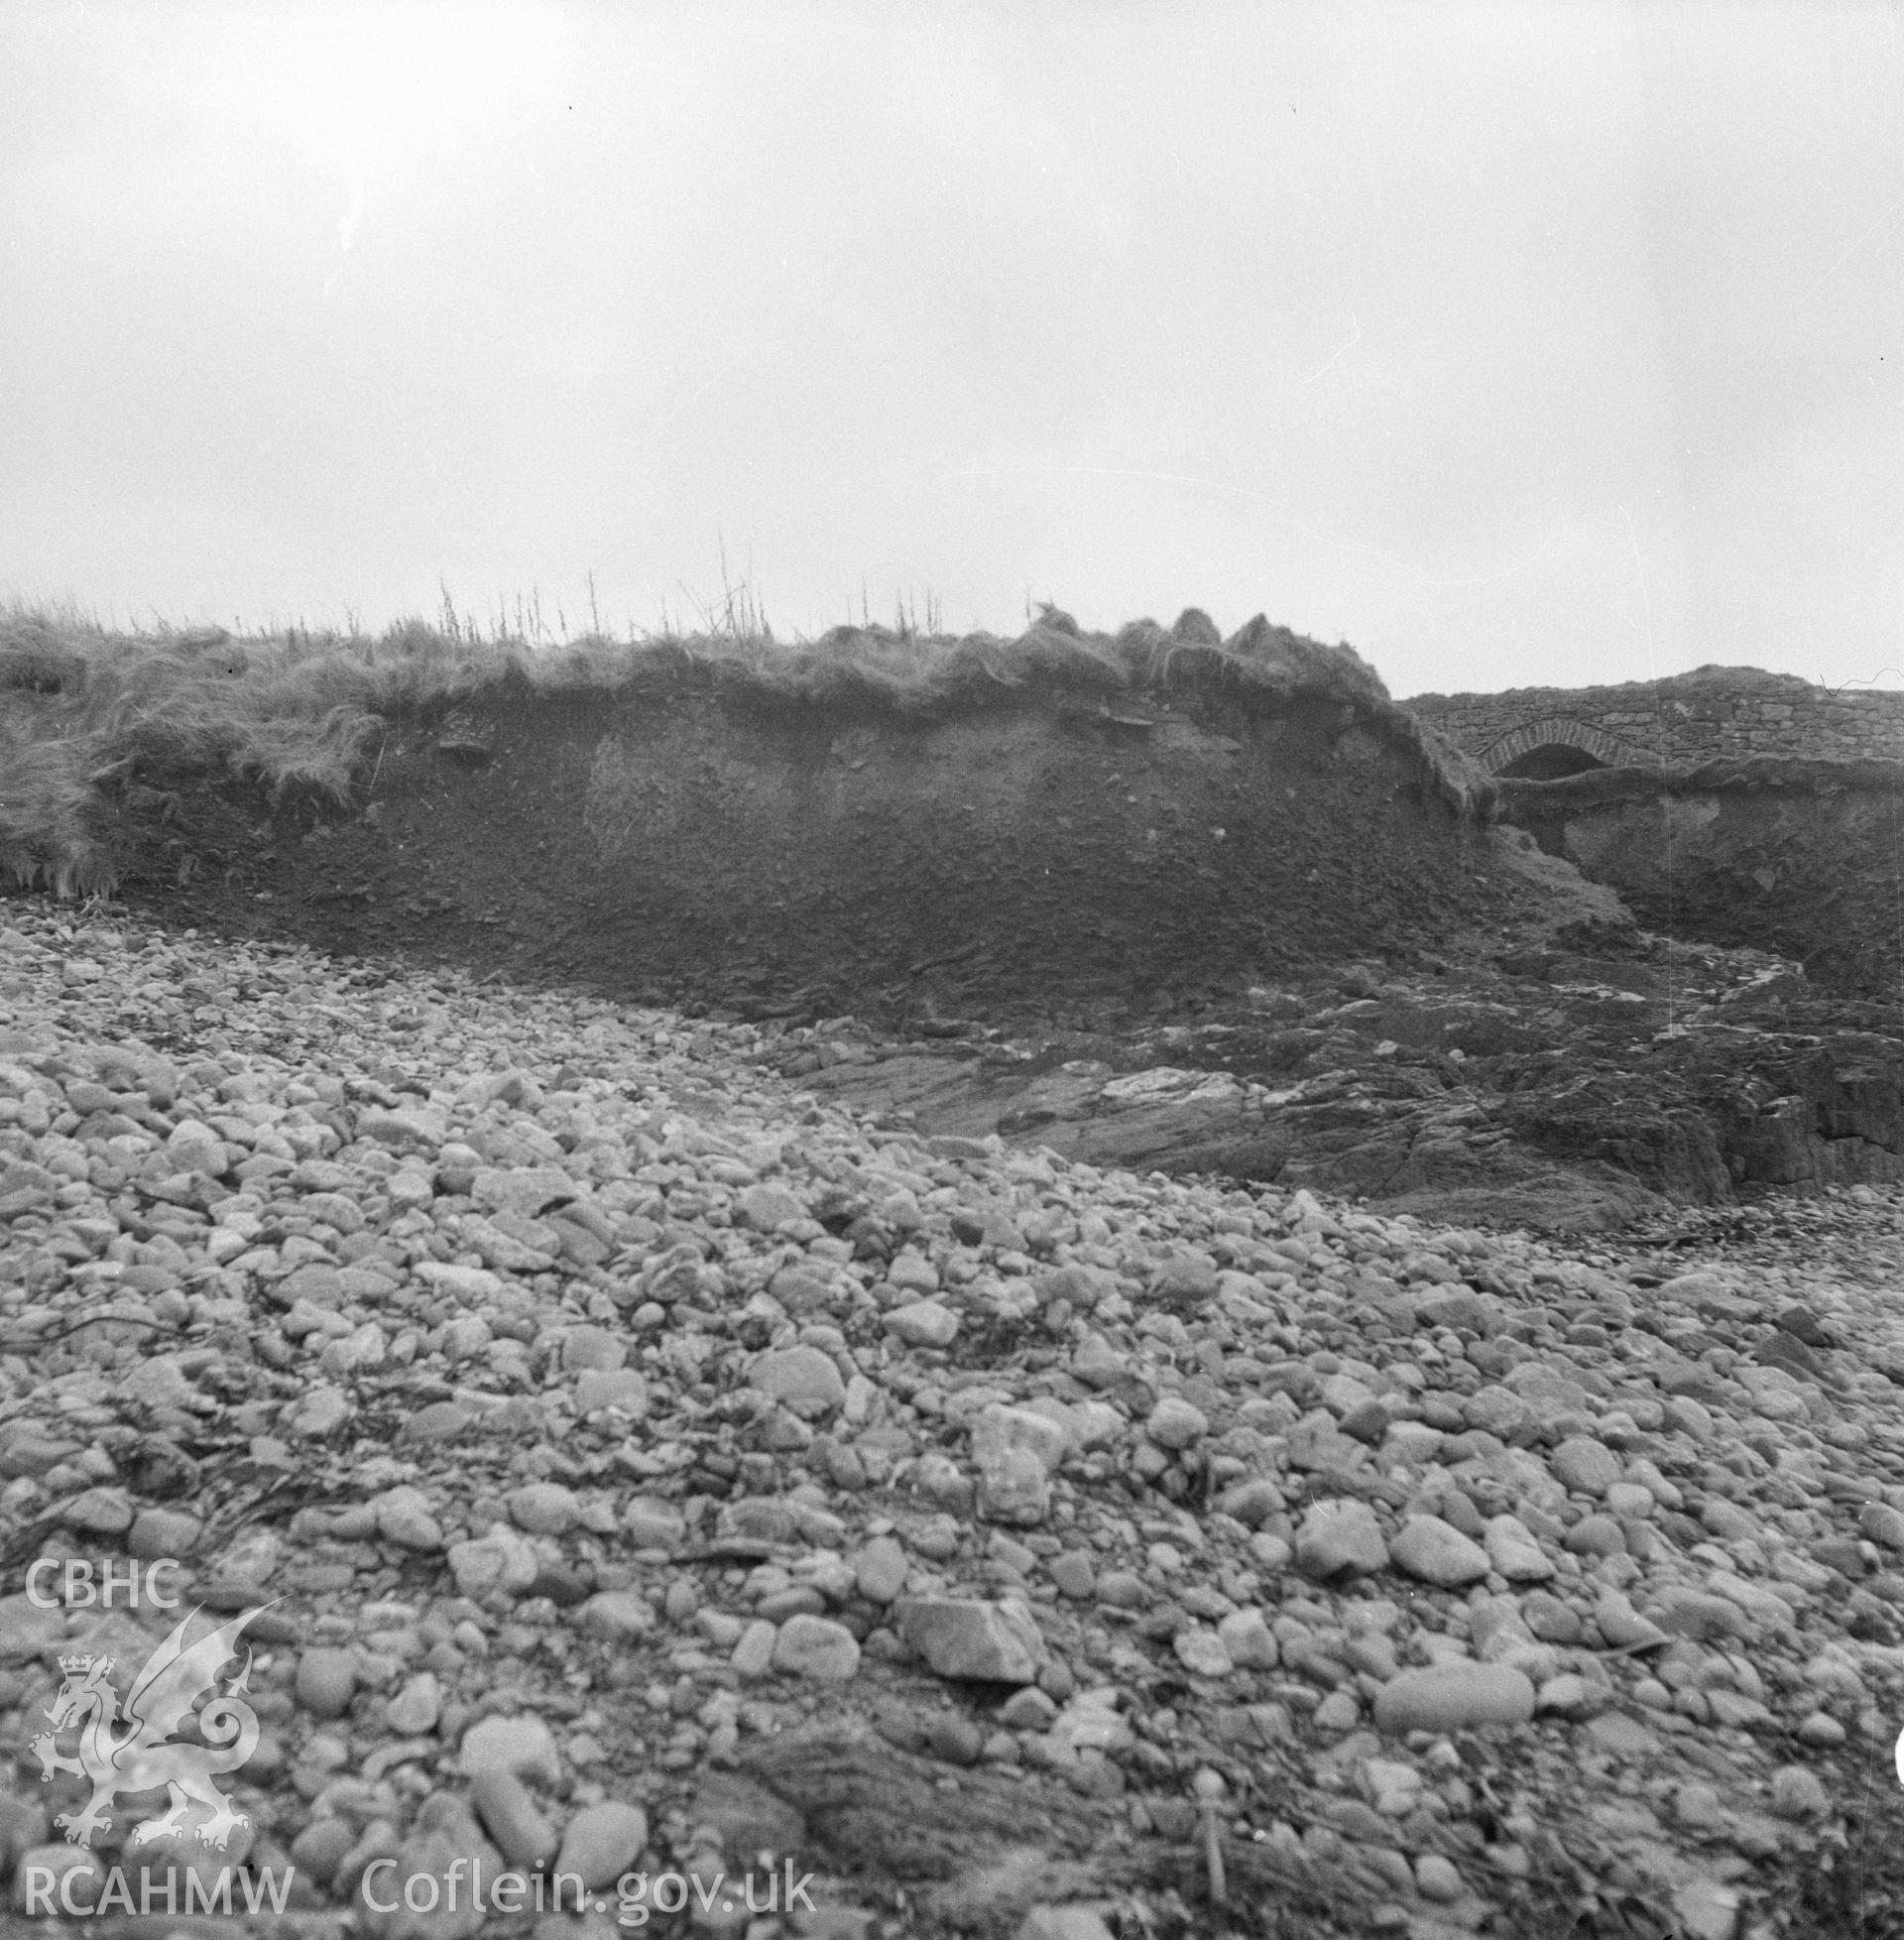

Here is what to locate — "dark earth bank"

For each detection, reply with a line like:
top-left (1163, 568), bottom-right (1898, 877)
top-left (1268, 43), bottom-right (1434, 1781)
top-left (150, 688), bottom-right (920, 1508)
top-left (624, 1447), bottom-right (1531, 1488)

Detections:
top-left (97, 673), bottom-right (1510, 1027)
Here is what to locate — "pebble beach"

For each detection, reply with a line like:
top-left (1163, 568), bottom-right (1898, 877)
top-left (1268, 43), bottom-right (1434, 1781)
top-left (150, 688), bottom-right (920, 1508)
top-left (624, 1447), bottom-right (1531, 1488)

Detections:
top-left (3, 903), bottom-right (1902, 1938)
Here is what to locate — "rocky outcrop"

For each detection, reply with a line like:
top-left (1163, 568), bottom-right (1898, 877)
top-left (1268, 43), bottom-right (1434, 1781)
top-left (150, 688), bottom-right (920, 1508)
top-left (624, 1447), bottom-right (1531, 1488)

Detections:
top-left (788, 931), bottom-right (1904, 1234)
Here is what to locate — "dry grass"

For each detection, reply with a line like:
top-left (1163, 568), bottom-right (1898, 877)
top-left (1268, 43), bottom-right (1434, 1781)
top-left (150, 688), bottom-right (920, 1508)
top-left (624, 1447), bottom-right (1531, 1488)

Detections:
top-left (0, 592), bottom-right (1491, 898)
top-left (0, 723), bottom-right (116, 897)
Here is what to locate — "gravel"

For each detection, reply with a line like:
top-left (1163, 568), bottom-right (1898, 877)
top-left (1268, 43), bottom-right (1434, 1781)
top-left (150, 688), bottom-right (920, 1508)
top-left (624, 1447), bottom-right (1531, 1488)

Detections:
top-left (3, 902), bottom-right (1903, 1937)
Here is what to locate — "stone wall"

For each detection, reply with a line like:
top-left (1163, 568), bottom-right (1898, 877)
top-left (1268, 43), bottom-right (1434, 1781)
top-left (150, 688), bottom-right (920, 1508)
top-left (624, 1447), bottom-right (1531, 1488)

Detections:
top-left (1407, 666), bottom-right (1904, 773)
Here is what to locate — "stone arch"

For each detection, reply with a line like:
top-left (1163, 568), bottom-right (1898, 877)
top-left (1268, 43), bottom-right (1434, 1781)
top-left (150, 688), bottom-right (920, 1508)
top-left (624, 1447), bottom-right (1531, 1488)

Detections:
top-left (1479, 714), bottom-right (1650, 776)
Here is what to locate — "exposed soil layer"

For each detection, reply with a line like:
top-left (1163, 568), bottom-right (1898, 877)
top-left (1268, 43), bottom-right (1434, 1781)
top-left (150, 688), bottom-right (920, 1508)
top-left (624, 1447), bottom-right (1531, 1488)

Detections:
top-left (99, 673), bottom-right (1516, 1030)
top-left (1499, 758), bottom-right (1904, 1001)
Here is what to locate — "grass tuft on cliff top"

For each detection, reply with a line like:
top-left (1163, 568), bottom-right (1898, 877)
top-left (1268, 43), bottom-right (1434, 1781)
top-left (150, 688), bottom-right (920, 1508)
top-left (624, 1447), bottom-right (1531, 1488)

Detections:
top-left (0, 594), bottom-right (1490, 899)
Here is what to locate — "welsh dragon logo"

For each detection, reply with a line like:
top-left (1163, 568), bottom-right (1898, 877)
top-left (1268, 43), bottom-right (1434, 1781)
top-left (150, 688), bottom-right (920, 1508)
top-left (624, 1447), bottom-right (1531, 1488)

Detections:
top-left (30, 1604), bottom-right (270, 1850)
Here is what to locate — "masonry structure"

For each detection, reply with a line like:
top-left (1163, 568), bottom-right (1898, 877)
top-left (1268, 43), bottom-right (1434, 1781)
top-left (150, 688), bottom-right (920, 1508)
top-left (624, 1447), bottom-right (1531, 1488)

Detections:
top-left (1407, 666), bottom-right (1904, 778)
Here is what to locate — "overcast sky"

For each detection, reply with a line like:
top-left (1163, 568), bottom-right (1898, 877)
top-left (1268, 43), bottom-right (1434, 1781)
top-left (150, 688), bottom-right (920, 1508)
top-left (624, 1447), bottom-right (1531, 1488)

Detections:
top-left (2, 3), bottom-right (1897, 696)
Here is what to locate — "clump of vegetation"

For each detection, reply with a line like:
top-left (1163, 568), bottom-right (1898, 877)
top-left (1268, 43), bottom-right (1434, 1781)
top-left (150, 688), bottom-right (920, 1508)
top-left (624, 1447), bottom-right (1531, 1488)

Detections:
top-left (0, 722), bottom-right (114, 896)
top-left (0, 588), bottom-right (1490, 897)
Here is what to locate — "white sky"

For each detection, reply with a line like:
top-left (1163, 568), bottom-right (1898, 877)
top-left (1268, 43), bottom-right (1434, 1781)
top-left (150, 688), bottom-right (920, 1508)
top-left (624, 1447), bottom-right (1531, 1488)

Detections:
top-left (1, 2), bottom-right (1897, 696)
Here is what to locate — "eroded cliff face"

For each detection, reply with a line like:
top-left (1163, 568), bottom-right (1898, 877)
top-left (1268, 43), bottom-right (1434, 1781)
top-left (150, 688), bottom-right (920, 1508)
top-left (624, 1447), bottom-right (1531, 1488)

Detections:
top-left (1497, 759), bottom-right (1904, 1001)
top-left (101, 673), bottom-right (1511, 1026)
